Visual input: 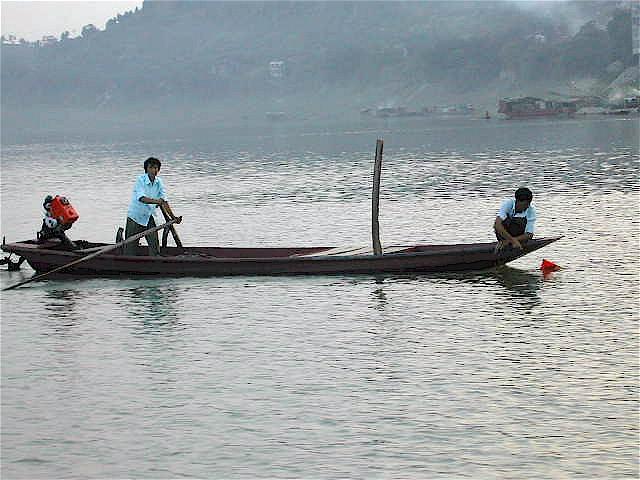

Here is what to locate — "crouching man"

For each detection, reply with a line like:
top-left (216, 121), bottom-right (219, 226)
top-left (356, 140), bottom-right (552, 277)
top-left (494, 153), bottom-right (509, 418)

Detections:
top-left (494, 187), bottom-right (536, 250)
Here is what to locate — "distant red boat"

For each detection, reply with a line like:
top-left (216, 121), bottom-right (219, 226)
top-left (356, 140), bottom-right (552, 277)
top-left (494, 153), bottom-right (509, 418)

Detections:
top-left (499, 97), bottom-right (577, 119)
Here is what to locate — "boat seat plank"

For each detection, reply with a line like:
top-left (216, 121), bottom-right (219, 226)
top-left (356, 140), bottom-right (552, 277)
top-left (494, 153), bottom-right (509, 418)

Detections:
top-left (296, 245), bottom-right (410, 257)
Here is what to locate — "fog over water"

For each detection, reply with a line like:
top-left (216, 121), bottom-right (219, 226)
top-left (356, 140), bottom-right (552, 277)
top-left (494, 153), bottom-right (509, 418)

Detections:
top-left (2, 1), bottom-right (636, 144)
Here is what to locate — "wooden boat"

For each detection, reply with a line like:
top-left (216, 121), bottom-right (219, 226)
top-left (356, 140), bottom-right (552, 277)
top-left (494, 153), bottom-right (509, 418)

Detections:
top-left (1, 236), bottom-right (561, 277)
top-left (1, 140), bottom-right (561, 285)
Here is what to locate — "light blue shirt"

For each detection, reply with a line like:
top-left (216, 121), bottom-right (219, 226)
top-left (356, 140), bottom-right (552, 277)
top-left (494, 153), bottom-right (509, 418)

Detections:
top-left (127, 173), bottom-right (167, 226)
top-left (498, 198), bottom-right (536, 234)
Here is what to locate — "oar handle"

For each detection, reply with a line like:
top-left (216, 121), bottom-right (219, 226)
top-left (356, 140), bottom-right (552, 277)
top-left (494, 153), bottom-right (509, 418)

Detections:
top-left (2, 217), bottom-right (180, 291)
top-left (160, 204), bottom-right (183, 247)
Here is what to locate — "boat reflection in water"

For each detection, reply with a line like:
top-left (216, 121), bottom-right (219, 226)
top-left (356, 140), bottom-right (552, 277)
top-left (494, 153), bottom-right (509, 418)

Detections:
top-left (117, 284), bottom-right (183, 333)
top-left (360, 264), bottom-right (548, 314)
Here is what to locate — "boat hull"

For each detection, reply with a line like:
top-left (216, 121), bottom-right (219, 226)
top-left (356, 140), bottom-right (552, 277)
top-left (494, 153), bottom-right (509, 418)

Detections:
top-left (2, 238), bottom-right (561, 277)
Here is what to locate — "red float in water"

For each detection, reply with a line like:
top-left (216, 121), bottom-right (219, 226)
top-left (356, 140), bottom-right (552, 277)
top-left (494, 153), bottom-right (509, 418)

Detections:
top-left (540, 259), bottom-right (560, 271)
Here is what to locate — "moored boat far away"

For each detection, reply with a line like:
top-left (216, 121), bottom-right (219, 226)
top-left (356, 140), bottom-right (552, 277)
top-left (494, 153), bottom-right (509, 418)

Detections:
top-left (498, 97), bottom-right (578, 119)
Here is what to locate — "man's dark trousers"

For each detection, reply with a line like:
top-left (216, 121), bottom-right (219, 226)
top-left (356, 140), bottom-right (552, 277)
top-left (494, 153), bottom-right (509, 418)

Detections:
top-left (123, 216), bottom-right (160, 256)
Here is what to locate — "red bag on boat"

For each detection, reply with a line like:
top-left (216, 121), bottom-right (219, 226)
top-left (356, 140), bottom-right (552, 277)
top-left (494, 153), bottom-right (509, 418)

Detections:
top-left (49, 195), bottom-right (79, 225)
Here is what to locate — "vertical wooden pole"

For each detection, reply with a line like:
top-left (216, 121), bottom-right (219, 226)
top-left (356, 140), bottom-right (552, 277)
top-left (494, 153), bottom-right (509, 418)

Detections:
top-left (372, 139), bottom-right (383, 256)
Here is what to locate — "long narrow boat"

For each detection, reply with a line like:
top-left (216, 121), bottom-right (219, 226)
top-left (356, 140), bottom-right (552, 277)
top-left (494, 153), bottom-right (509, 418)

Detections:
top-left (1, 236), bottom-right (560, 277)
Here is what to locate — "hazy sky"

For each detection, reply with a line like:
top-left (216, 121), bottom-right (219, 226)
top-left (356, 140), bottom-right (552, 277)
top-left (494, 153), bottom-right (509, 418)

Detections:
top-left (1, 1), bottom-right (142, 40)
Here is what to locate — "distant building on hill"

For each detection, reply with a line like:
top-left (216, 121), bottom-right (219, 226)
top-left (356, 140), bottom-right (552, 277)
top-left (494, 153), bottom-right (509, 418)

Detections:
top-left (1, 35), bottom-right (21, 46)
top-left (269, 61), bottom-right (285, 78)
top-left (39, 35), bottom-right (57, 46)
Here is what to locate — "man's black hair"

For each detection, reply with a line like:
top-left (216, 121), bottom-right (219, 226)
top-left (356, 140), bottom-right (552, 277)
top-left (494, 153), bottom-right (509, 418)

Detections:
top-left (515, 187), bottom-right (533, 202)
top-left (144, 157), bottom-right (161, 172)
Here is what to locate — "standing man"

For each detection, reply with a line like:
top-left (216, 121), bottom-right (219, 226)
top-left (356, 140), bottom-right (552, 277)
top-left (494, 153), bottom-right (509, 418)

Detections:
top-left (494, 187), bottom-right (536, 250)
top-left (124, 157), bottom-right (180, 256)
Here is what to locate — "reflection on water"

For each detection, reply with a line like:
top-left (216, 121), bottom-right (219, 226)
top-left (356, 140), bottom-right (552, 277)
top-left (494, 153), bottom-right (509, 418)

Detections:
top-left (43, 288), bottom-right (81, 313)
top-left (489, 266), bottom-right (544, 311)
top-left (356, 266), bottom-right (546, 315)
top-left (367, 266), bottom-right (545, 303)
top-left (370, 287), bottom-right (388, 311)
top-left (36, 289), bottom-right (84, 341)
top-left (428, 266), bottom-right (544, 312)
top-left (119, 285), bottom-right (181, 332)
top-left (369, 275), bottom-right (389, 311)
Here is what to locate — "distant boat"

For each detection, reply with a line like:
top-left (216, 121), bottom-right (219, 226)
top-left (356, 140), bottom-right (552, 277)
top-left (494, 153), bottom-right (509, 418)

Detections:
top-left (265, 111), bottom-right (287, 121)
top-left (498, 97), bottom-right (577, 119)
top-left (370, 106), bottom-right (424, 118)
top-left (361, 105), bottom-right (475, 118)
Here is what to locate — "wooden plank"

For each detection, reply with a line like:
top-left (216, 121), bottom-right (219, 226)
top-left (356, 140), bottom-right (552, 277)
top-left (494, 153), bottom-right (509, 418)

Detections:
top-left (296, 245), bottom-right (410, 258)
top-left (295, 246), bottom-right (362, 257)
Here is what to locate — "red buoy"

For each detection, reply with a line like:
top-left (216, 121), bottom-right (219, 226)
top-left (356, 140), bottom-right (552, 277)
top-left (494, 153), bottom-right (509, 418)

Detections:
top-left (540, 259), bottom-right (560, 272)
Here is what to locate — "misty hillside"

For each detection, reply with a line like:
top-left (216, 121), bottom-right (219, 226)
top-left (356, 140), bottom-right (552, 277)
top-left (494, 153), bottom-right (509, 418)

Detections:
top-left (1, 0), bottom-right (636, 131)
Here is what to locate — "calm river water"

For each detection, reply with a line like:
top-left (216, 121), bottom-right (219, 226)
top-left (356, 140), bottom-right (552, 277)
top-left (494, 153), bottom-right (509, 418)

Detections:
top-left (1, 115), bottom-right (638, 479)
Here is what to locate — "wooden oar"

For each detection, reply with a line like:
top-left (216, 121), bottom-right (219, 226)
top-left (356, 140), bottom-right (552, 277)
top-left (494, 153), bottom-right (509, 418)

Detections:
top-left (2, 217), bottom-right (181, 291)
top-left (160, 204), bottom-right (183, 247)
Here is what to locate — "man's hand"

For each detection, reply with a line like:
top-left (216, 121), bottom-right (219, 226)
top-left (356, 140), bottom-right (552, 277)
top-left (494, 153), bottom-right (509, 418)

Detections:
top-left (158, 200), bottom-right (181, 224)
top-left (495, 238), bottom-right (522, 252)
top-left (509, 238), bottom-right (523, 250)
